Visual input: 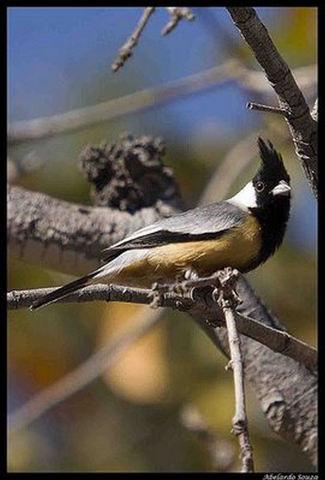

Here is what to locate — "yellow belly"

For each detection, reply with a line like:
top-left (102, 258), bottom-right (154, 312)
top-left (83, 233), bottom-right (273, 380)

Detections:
top-left (108, 214), bottom-right (261, 288)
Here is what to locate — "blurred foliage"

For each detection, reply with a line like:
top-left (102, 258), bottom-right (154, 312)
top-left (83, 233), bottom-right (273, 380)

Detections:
top-left (274, 7), bottom-right (317, 67)
top-left (8, 6), bottom-right (317, 472)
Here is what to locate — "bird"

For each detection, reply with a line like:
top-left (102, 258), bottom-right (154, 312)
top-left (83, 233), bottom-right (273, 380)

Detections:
top-left (30, 137), bottom-right (291, 311)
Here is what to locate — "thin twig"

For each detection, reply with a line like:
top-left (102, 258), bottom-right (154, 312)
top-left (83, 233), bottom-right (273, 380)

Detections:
top-left (8, 135), bottom-right (271, 437)
top-left (224, 306), bottom-right (254, 472)
top-left (8, 280), bottom-right (317, 460)
top-left (162, 7), bottom-right (195, 35)
top-left (8, 309), bottom-right (162, 433)
top-left (246, 101), bottom-right (290, 118)
top-left (7, 60), bottom-right (238, 145)
top-left (7, 283), bottom-right (317, 372)
top-left (8, 285), bottom-right (153, 310)
top-left (8, 62), bottom-right (316, 146)
top-left (8, 7), bottom-right (317, 459)
top-left (111, 7), bottom-right (155, 72)
top-left (217, 269), bottom-right (254, 472)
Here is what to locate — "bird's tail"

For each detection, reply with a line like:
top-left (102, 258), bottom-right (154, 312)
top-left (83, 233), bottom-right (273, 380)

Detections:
top-left (30, 244), bottom-right (126, 311)
top-left (30, 272), bottom-right (97, 311)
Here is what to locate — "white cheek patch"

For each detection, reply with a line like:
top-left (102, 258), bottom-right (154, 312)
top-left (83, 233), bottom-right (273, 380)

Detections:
top-left (227, 181), bottom-right (258, 209)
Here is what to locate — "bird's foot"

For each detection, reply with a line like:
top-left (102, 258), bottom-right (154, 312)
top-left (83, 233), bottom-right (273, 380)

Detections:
top-left (148, 281), bottom-right (170, 308)
top-left (213, 267), bottom-right (241, 308)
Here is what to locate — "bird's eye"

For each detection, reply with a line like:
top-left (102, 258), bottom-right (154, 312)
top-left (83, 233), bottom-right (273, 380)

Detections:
top-left (256, 181), bottom-right (265, 192)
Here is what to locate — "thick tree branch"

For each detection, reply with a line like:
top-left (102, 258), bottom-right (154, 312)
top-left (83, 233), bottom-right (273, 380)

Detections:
top-left (227, 7), bottom-right (318, 198)
top-left (8, 184), bottom-right (179, 275)
top-left (8, 134), bottom-right (317, 465)
top-left (8, 8), bottom-right (317, 470)
top-left (193, 278), bottom-right (317, 466)
top-left (8, 274), bottom-right (317, 461)
top-left (8, 276), bottom-right (317, 464)
top-left (8, 135), bottom-right (183, 274)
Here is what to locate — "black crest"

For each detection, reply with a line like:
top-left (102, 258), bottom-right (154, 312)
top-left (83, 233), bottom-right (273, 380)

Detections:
top-left (257, 137), bottom-right (290, 185)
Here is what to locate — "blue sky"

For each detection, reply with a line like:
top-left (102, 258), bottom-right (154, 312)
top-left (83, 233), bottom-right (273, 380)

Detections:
top-left (7, 7), bottom-right (317, 251)
top-left (7, 7), bottom-right (273, 126)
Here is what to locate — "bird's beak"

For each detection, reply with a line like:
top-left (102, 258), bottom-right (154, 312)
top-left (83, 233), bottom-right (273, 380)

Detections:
top-left (271, 180), bottom-right (291, 196)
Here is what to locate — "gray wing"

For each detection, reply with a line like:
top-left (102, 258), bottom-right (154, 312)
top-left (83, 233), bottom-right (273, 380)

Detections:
top-left (101, 201), bottom-right (246, 262)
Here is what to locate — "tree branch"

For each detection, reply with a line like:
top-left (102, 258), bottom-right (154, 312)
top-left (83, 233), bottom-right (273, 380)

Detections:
top-left (8, 274), bottom-right (317, 468)
top-left (246, 101), bottom-right (290, 117)
top-left (111, 7), bottom-right (195, 72)
top-left (217, 270), bottom-right (254, 472)
top-left (112, 7), bottom-right (156, 72)
top-left (7, 61), bottom-right (316, 146)
top-left (8, 133), bottom-right (317, 464)
top-left (161, 7), bottom-right (195, 35)
top-left (8, 184), bottom-right (179, 275)
top-left (225, 304), bottom-right (254, 472)
top-left (8, 134), bottom-right (183, 274)
top-left (7, 281), bottom-right (317, 373)
top-left (227, 7), bottom-right (318, 198)
top-left (8, 8), bottom-right (317, 469)
top-left (191, 277), bottom-right (317, 466)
